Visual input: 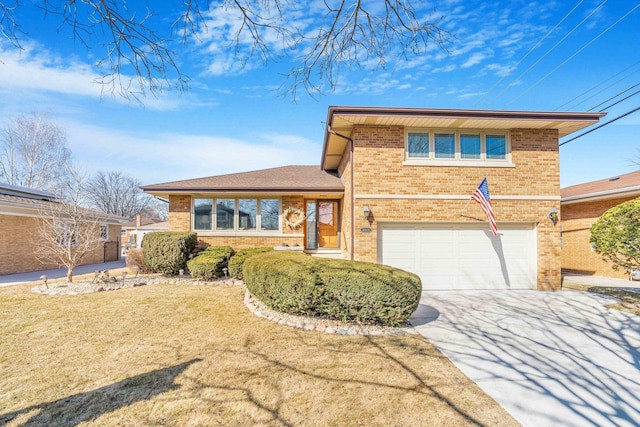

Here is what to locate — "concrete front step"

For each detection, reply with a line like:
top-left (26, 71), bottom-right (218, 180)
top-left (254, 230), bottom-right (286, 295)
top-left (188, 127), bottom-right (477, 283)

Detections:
top-left (306, 250), bottom-right (344, 259)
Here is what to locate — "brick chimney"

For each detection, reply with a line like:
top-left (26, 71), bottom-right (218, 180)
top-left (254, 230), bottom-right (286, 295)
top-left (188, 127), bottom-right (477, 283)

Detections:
top-left (136, 214), bottom-right (142, 227)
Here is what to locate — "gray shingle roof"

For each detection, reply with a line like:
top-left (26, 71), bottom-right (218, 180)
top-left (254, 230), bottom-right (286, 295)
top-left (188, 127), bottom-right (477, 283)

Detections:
top-left (141, 165), bottom-right (344, 193)
top-left (561, 170), bottom-right (640, 201)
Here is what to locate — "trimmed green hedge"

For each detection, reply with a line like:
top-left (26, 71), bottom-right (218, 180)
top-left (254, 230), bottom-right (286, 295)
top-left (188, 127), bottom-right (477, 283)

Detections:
top-left (228, 247), bottom-right (274, 279)
top-left (243, 251), bottom-right (422, 326)
top-left (142, 232), bottom-right (197, 275)
top-left (187, 246), bottom-right (234, 280)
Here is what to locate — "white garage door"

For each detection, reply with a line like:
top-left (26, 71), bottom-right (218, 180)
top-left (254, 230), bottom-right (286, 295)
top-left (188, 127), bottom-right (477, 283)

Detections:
top-left (379, 223), bottom-right (537, 290)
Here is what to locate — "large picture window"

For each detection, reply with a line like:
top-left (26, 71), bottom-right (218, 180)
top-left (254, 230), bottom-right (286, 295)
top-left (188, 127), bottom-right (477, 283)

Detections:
top-left (216, 199), bottom-right (235, 230)
top-left (193, 198), bottom-right (281, 232)
top-left (194, 199), bottom-right (213, 230)
top-left (406, 130), bottom-right (509, 163)
top-left (261, 199), bottom-right (280, 231)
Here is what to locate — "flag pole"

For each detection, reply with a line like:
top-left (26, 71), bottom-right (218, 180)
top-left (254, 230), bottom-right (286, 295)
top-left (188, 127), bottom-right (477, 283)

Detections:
top-left (460, 174), bottom-right (489, 218)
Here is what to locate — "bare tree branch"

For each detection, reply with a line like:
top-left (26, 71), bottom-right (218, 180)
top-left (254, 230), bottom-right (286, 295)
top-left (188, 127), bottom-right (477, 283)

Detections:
top-left (0, 113), bottom-right (72, 192)
top-left (0, 1), bottom-right (450, 100)
top-left (85, 170), bottom-right (152, 218)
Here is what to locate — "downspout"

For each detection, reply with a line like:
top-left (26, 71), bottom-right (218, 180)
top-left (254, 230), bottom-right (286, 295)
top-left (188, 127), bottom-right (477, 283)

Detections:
top-left (326, 126), bottom-right (355, 261)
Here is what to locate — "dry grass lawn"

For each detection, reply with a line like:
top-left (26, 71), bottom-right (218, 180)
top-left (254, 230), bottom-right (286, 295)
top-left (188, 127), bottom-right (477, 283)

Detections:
top-left (0, 282), bottom-right (518, 426)
top-left (587, 287), bottom-right (640, 316)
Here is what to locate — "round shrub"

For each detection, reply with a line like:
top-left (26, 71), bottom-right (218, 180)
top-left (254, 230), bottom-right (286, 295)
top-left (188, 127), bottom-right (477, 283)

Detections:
top-left (187, 246), bottom-right (234, 280)
top-left (313, 258), bottom-right (422, 326)
top-left (228, 247), bottom-right (274, 279)
top-left (243, 251), bottom-right (319, 314)
top-left (243, 251), bottom-right (422, 326)
top-left (142, 232), bottom-right (197, 275)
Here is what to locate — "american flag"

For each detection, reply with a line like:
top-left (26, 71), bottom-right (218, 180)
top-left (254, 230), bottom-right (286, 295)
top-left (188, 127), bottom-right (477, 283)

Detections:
top-left (472, 178), bottom-right (497, 236)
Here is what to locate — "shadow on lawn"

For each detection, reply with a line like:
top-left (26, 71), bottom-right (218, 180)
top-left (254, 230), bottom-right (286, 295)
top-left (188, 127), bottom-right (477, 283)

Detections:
top-left (0, 358), bottom-right (202, 426)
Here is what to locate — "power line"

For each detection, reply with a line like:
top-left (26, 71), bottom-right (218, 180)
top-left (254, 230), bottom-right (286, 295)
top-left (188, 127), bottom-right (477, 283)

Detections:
top-left (559, 106), bottom-right (640, 146)
top-left (596, 88), bottom-right (640, 112)
top-left (589, 82), bottom-right (640, 111)
top-left (554, 59), bottom-right (640, 111)
top-left (473, 0), bottom-right (585, 108)
top-left (507, 2), bottom-right (640, 107)
top-left (484, 0), bottom-right (608, 107)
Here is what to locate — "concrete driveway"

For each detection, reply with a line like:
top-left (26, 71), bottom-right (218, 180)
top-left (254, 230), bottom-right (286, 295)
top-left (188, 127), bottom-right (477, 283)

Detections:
top-left (411, 290), bottom-right (640, 427)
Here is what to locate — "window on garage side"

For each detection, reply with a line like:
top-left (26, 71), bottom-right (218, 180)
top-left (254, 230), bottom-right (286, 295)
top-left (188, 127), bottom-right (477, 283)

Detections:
top-left (486, 134), bottom-right (507, 160)
top-left (434, 132), bottom-right (455, 159)
top-left (460, 133), bottom-right (481, 159)
top-left (406, 130), bottom-right (510, 164)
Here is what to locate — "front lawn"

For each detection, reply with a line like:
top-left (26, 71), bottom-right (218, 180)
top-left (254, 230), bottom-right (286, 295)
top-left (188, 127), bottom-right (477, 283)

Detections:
top-left (0, 282), bottom-right (517, 426)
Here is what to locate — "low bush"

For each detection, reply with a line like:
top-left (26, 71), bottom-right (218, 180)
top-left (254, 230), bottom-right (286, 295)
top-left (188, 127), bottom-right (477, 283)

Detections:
top-left (228, 247), bottom-right (274, 279)
top-left (243, 251), bottom-right (319, 313)
top-left (243, 251), bottom-right (422, 326)
top-left (125, 248), bottom-right (149, 273)
top-left (313, 258), bottom-right (422, 326)
top-left (142, 232), bottom-right (197, 275)
top-left (187, 246), bottom-right (234, 280)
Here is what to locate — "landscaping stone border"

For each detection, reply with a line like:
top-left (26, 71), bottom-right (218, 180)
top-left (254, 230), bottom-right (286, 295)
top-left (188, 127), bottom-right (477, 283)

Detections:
top-left (243, 289), bottom-right (416, 336)
top-left (29, 272), bottom-right (416, 336)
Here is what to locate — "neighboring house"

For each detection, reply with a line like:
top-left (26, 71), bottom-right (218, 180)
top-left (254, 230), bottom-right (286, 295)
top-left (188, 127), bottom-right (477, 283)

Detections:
top-left (561, 170), bottom-right (640, 279)
top-left (121, 214), bottom-right (169, 252)
top-left (142, 106), bottom-right (604, 290)
top-left (0, 183), bottom-right (125, 275)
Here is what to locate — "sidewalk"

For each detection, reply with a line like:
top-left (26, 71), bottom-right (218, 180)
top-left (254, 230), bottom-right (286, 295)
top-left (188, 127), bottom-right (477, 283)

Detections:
top-left (562, 272), bottom-right (640, 289)
top-left (0, 259), bottom-right (127, 287)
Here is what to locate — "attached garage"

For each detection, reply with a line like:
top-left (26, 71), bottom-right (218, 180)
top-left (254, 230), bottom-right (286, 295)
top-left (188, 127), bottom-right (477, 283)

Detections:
top-left (379, 223), bottom-right (537, 290)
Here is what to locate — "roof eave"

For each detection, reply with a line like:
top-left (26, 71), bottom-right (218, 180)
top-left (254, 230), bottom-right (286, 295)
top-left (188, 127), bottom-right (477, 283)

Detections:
top-left (321, 106), bottom-right (606, 170)
top-left (561, 185), bottom-right (640, 204)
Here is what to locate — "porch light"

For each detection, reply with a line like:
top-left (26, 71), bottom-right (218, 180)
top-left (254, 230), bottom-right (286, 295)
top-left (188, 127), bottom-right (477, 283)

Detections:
top-left (363, 205), bottom-right (372, 220)
top-left (548, 206), bottom-right (558, 226)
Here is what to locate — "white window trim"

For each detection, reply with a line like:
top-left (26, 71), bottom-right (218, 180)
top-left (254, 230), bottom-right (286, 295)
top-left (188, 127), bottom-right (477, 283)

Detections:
top-left (191, 197), bottom-right (282, 233)
top-left (404, 128), bottom-right (514, 167)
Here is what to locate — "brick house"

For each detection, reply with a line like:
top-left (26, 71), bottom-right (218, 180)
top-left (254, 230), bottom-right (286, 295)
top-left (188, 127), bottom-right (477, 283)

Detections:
top-left (142, 106), bottom-right (604, 290)
top-left (561, 170), bottom-right (640, 279)
top-left (0, 183), bottom-right (125, 275)
top-left (121, 214), bottom-right (169, 252)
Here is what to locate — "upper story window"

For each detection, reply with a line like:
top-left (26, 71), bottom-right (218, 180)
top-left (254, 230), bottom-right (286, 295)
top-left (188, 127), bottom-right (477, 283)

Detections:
top-left (193, 197), bottom-right (281, 232)
top-left (406, 129), bottom-right (510, 165)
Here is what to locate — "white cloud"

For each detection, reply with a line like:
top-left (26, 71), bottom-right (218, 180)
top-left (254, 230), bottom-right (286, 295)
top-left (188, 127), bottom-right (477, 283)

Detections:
top-left (482, 63), bottom-right (514, 78)
top-left (0, 42), bottom-right (184, 111)
top-left (461, 52), bottom-right (486, 68)
top-left (59, 120), bottom-right (322, 184)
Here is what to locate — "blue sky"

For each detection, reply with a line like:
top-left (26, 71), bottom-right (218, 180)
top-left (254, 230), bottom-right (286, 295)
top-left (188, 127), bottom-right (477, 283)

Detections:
top-left (0, 0), bottom-right (638, 188)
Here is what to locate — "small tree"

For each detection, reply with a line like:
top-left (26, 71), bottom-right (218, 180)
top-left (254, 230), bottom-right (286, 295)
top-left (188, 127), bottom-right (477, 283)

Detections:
top-left (35, 167), bottom-right (104, 283)
top-left (590, 197), bottom-right (640, 273)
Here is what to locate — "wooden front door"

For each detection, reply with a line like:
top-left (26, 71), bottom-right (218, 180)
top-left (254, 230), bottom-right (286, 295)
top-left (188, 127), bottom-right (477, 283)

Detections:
top-left (305, 200), bottom-right (340, 249)
top-left (318, 201), bottom-right (339, 248)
